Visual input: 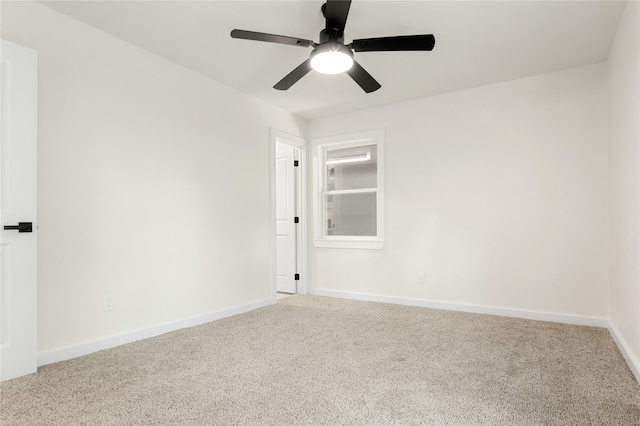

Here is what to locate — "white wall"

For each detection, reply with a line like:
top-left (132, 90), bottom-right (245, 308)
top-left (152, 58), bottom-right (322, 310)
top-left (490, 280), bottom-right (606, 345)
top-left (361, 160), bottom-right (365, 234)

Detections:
top-left (1, 1), bottom-right (305, 355)
top-left (308, 64), bottom-right (609, 319)
top-left (608, 0), bottom-right (640, 376)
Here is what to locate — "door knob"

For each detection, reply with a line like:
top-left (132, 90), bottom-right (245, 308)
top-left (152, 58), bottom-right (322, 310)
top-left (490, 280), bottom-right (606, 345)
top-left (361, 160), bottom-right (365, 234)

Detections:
top-left (3, 222), bottom-right (33, 233)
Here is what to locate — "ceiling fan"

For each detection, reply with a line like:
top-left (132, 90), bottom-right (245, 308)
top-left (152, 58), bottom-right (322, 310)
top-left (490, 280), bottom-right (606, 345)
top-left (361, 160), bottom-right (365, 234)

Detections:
top-left (230, 0), bottom-right (435, 93)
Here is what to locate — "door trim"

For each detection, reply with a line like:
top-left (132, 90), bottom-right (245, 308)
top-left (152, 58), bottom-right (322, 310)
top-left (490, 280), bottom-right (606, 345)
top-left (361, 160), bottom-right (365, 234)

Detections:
top-left (269, 128), bottom-right (308, 299)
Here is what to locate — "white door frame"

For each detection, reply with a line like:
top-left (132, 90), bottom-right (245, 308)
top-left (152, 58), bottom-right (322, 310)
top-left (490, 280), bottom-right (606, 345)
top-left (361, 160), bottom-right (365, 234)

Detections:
top-left (269, 128), bottom-right (307, 299)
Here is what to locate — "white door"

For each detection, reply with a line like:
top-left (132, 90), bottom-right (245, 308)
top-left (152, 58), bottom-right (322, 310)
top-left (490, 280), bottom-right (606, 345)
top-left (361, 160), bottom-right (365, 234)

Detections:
top-left (0, 40), bottom-right (38, 381)
top-left (275, 142), bottom-right (297, 293)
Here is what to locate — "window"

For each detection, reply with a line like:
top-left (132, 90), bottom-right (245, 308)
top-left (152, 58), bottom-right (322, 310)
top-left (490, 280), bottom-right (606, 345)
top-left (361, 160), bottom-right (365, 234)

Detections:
top-left (313, 130), bottom-right (384, 249)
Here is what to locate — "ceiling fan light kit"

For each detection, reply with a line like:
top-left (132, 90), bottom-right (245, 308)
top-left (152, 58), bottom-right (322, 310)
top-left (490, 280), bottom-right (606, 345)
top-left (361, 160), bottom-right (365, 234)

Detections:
top-left (231, 0), bottom-right (435, 93)
top-left (310, 43), bottom-right (354, 74)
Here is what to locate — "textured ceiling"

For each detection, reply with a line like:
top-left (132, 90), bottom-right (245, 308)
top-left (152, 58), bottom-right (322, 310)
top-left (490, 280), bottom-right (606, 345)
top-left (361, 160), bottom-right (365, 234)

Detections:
top-left (40, 1), bottom-right (626, 119)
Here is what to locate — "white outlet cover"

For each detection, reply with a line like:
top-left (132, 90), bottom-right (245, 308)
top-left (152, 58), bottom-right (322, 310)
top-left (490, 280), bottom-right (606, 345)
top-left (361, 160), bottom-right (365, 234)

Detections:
top-left (103, 295), bottom-right (114, 311)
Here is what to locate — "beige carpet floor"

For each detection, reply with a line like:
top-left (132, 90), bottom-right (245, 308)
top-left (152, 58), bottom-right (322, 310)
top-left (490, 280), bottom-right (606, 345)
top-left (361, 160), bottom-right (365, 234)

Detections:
top-left (1, 295), bottom-right (639, 425)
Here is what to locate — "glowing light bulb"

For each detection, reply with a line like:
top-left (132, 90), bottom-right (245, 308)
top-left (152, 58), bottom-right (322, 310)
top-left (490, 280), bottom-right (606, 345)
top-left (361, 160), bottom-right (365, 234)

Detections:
top-left (310, 44), bottom-right (354, 75)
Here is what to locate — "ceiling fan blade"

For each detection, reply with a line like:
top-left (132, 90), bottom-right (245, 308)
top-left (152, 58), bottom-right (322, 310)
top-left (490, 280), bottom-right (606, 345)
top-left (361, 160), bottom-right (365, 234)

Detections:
top-left (346, 60), bottom-right (381, 93)
top-left (351, 34), bottom-right (436, 52)
top-left (274, 59), bottom-right (313, 90)
top-left (231, 29), bottom-right (316, 48)
top-left (324, 0), bottom-right (352, 35)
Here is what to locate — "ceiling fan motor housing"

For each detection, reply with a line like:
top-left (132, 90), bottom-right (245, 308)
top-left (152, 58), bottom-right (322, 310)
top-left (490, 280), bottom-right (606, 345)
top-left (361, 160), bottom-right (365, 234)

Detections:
top-left (319, 28), bottom-right (344, 45)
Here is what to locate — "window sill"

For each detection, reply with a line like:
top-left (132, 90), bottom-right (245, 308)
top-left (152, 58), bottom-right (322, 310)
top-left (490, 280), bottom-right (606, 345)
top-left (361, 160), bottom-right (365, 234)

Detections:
top-left (313, 239), bottom-right (384, 250)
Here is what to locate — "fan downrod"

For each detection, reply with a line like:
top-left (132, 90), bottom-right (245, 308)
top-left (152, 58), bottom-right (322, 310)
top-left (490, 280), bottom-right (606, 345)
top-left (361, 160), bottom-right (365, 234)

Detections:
top-left (320, 2), bottom-right (343, 43)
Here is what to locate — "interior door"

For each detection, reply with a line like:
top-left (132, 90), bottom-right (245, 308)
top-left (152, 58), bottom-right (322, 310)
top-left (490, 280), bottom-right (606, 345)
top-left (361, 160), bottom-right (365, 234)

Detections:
top-left (1, 40), bottom-right (38, 381)
top-left (275, 142), bottom-right (297, 293)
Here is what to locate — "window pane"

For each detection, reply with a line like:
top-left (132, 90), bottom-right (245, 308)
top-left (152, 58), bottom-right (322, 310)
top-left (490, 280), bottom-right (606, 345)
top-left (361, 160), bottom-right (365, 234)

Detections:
top-left (326, 193), bottom-right (376, 236)
top-left (326, 145), bottom-right (377, 191)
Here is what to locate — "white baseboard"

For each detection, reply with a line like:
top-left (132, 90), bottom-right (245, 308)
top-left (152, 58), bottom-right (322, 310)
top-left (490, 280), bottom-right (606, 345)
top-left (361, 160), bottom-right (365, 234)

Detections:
top-left (607, 322), bottom-right (640, 384)
top-left (310, 288), bottom-right (609, 328)
top-left (38, 298), bottom-right (275, 367)
top-left (38, 290), bottom-right (639, 386)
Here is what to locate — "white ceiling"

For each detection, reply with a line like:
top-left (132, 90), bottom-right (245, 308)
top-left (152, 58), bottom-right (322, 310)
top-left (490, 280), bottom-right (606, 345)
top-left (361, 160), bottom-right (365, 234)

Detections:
top-left (40, 0), bottom-right (626, 120)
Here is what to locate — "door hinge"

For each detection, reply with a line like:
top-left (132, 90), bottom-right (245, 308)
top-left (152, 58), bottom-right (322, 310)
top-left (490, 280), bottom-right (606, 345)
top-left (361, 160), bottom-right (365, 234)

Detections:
top-left (294, 160), bottom-right (299, 167)
top-left (294, 217), bottom-right (299, 224)
top-left (295, 273), bottom-right (300, 281)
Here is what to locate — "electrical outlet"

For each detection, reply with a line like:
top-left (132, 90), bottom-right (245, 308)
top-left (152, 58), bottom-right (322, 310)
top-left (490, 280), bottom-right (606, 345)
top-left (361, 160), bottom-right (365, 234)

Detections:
top-left (417, 273), bottom-right (426, 285)
top-left (103, 295), bottom-right (114, 311)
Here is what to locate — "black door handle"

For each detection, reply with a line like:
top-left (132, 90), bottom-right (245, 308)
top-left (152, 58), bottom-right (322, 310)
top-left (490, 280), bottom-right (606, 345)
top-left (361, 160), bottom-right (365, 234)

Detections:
top-left (3, 222), bottom-right (33, 233)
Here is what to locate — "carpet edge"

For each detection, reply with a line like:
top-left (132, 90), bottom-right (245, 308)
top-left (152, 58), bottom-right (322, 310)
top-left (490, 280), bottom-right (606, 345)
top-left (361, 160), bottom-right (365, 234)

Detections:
top-left (37, 297), bottom-right (275, 367)
top-left (608, 321), bottom-right (640, 384)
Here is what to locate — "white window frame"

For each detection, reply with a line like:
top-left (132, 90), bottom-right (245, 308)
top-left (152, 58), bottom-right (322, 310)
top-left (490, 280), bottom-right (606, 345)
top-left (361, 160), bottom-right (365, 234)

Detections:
top-left (313, 129), bottom-right (384, 250)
